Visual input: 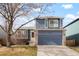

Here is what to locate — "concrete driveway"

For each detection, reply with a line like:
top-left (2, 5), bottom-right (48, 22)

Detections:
top-left (37, 45), bottom-right (79, 56)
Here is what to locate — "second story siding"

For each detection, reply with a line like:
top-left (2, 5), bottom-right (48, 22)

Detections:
top-left (36, 16), bottom-right (63, 29)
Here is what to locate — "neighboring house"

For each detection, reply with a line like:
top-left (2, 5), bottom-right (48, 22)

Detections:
top-left (0, 27), bottom-right (6, 45)
top-left (30, 16), bottom-right (66, 45)
top-left (64, 18), bottom-right (79, 46)
top-left (0, 27), bottom-right (6, 40)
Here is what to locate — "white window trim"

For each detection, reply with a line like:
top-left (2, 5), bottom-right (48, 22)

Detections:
top-left (48, 19), bottom-right (59, 28)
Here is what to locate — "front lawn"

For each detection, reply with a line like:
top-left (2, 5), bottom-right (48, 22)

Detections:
top-left (0, 45), bottom-right (37, 56)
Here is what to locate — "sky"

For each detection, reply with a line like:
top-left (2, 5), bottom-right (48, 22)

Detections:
top-left (52, 3), bottom-right (79, 26)
top-left (22, 3), bottom-right (79, 27)
top-left (40, 3), bottom-right (79, 26)
top-left (0, 3), bottom-right (79, 29)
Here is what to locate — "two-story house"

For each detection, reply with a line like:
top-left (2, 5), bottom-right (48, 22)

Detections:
top-left (29, 16), bottom-right (66, 46)
top-left (0, 16), bottom-right (65, 46)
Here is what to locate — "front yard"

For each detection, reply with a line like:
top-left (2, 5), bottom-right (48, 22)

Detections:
top-left (70, 47), bottom-right (79, 53)
top-left (0, 45), bottom-right (37, 56)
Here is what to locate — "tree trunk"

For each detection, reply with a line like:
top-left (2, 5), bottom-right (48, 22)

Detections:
top-left (6, 34), bottom-right (11, 47)
top-left (6, 19), bottom-right (13, 47)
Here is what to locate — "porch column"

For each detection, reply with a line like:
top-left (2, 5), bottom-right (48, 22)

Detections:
top-left (29, 30), bottom-right (37, 46)
top-left (62, 30), bottom-right (66, 46)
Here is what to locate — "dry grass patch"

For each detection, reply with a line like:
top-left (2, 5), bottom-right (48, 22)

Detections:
top-left (70, 47), bottom-right (79, 53)
top-left (0, 45), bottom-right (37, 56)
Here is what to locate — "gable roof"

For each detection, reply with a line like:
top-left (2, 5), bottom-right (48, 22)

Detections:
top-left (19, 27), bottom-right (35, 30)
top-left (64, 18), bottom-right (79, 28)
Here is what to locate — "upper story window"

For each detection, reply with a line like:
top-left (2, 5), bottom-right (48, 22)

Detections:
top-left (36, 18), bottom-right (45, 28)
top-left (48, 18), bottom-right (59, 28)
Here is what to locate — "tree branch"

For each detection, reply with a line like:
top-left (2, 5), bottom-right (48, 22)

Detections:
top-left (13, 4), bottom-right (24, 17)
top-left (0, 12), bottom-right (9, 21)
top-left (0, 25), bottom-right (7, 33)
top-left (12, 19), bottom-right (35, 35)
top-left (12, 4), bottom-right (49, 35)
top-left (13, 13), bottom-right (27, 22)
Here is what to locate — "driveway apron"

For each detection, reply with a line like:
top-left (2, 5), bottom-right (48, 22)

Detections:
top-left (37, 45), bottom-right (79, 56)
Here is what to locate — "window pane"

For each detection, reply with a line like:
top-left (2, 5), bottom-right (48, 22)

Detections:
top-left (49, 19), bottom-right (58, 28)
top-left (53, 20), bottom-right (58, 27)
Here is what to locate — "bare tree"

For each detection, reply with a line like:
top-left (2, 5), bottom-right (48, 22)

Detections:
top-left (0, 3), bottom-right (54, 47)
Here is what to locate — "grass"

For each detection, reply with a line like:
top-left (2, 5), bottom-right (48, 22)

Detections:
top-left (0, 45), bottom-right (37, 56)
top-left (70, 46), bottom-right (79, 53)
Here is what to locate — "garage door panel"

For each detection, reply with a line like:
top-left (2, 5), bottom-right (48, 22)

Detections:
top-left (38, 31), bottom-right (62, 45)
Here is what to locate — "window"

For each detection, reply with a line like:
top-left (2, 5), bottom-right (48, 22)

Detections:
top-left (48, 19), bottom-right (58, 28)
top-left (21, 31), bottom-right (25, 37)
top-left (17, 31), bottom-right (21, 37)
top-left (36, 19), bottom-right (45, 29)
top-left (32, 32), bottom-right (34, 38)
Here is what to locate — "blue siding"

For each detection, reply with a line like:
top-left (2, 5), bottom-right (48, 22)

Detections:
top-left (67, 33), bottom-right (79, 40)
top-left (65, 19), bottom-right (79, 42)
top-left (65, 20), bottom-right (79, 37)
